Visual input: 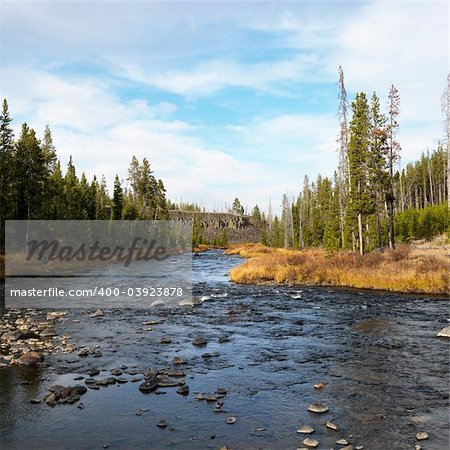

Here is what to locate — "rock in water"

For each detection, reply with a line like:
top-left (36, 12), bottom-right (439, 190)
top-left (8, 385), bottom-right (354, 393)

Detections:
top-left (40, 328), bottom-right (57, 337)
top-left (1, 330), bottom-right (23, 342)
top-left (157, 420), bottom-right (168, 428)
top-left (139, 376), bottom-right (159, 393)
top-left (192, 337), bottom-right (207, 346)
top-left (297, 426), bottom-right (314, 434)
top-left (416, 432), bottom-right (428, 440)
top-left (226, 417), bottom-right (236, 424)
top-left (90, 309), bottom-right (104, 318)
top-left (302, 438), bottom-right (319, 448)
top-left (172, 356), bottom-right (184, 365)
top-left (18, 351), bottom-right (44, 366)
top-left (307, 402), bottom-right (329, 413)
top-left (336, 439), bottom-right (349, 445)
top-left (436, 326), bottom-right (450, 338)
top-left (177, 385), bottom-right (189, 395)
top-left (326, 421), bottom-right (338, 431)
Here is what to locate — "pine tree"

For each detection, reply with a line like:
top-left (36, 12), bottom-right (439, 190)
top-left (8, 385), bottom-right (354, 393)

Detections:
top-left (47, 160), bottom-right (65, 219)
top-left (231, 198), bottom-right (244, 215)
top-left (112, 175), bottom-right (124, 220)
top-left (41, 125), bottom-right (57, 172)
top-left (155, 179), bottom-right (169, 219)
top-left (348, 93), bottom-right (374, 255)
top-left (0, 99), bottom-right (15, 249)
top-left (95, 176), bottom-right (109, 219)
top-left (79, 172), bottom-right (95, 219)
top-left (14, 123), bottom-right (48, 220)
top-left (64, 156), bottom-right (81, 219)
top-left (369, 92), bottom-right (389, 249)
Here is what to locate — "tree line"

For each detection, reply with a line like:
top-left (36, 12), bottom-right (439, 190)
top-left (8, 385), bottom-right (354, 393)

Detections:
top-left (0, 99), bottom-right (169, 248)
top-left (258, 69), bottom-right (449, 253)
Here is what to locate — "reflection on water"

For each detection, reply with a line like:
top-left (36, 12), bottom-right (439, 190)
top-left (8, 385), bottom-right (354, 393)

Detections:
top-left (0, 250), bottom-right (449, 450)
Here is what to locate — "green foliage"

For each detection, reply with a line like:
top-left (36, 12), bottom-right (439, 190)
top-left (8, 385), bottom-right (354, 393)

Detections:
top-left (212, 229), bottom-right (228, 246)
top-left (395, 203), bottom-right (449, 241)
top-left (112, 175), bottom-right (124, 220)
top-left (14, 123), bottom-right (49, 220)
top-left (192, 213), bottom-right (204, 247)
top-left (231, 198), bottom-right (244, 215)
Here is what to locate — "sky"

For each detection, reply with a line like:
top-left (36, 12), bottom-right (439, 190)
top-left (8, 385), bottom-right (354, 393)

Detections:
top-left (0, 0), bottom-right (448, 213)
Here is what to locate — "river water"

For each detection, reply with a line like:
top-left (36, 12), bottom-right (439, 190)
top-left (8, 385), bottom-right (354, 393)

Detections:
top-left (0, 250), bottom-right (449, 449)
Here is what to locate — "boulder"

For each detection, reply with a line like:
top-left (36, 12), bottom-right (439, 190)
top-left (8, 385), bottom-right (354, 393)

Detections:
top-left (1, 330), bottom-right (23, 342)
top-left (18, 351), bottom-right (44, 366)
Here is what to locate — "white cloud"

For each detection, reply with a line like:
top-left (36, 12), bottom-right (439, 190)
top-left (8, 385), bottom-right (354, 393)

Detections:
top-left (120, 54), bottom-right (320, 97)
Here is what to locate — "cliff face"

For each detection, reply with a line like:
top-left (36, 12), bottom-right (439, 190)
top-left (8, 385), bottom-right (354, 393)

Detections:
top-left (168, 210), bottom-right (260, 243)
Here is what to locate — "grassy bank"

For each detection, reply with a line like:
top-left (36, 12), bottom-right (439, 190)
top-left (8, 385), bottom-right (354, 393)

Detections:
top-left (226, 242), bottom-right (449, 295)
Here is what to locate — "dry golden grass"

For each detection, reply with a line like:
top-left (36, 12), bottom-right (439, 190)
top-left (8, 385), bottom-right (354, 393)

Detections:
top-left (226, 243), bottom-right (449, 295)
top-left (193, 244), bottom-right (227, 252)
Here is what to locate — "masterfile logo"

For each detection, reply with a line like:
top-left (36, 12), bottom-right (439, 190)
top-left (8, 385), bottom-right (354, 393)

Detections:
top-left (4, 220), bottom-right (193, 308)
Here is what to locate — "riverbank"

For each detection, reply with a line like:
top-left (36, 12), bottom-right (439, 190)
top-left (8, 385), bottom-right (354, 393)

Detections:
top-left (226, 242), bottom-right (450, 295)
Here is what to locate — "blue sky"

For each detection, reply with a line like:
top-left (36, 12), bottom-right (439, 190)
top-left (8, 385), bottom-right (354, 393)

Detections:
top-left (0, 0), bottom-right (448, 213)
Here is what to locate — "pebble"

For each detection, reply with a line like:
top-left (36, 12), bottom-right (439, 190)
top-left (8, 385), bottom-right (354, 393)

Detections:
top-left (307, 402), bottom-right (329, 413)
top-left (160, 337), bottom-right (172, 344)
top-left (297, 426), bottom-right (314, 434)
top-left (336, 439), bottom-right (349, 445)
top-left (177, 385), bottom-right (189, 395)
top-left (157, 419), bottom-right (168, 428)
top-left (172, 356), bottom-right (184, 365)
top-left (192, 337), bottom-right (207, 347)
top-left (314, 382), bottom-right (325, 390)
top-left (40, 328), bottom-right (57, 337)
top-left (416, 432), bottom-right (428, 440)
top-left (30, 398), bottom-right (41, 404)
top-left (226, 417), bottom-right (236, 424)
top-left (326, 421), bottom-right (338, 431)
top-left (436, 326), bottom-right (450, 338)
top-left (89, 309), bottom-right (104, 318)
top-left (302, 438), bottom-right (319, 448)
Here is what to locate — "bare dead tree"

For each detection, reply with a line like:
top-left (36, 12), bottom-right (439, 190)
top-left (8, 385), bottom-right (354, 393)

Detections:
top-left (337, 66), bottom-right (349, 247)
top-left (387, 84), bottom-right (401, 249)
top-left (441, 73), bottom-right (450, 207)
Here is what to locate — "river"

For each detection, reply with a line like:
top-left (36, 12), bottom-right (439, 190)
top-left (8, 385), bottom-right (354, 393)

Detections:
top-left (0, 250), bottom-right (449, 449)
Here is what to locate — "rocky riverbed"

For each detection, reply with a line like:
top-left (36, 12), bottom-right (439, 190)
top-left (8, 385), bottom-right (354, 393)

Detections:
top-left (0, 251), bottom-right (449, 450)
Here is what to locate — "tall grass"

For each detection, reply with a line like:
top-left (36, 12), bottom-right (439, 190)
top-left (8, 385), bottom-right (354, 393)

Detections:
top-left (226, 243), bottom-right (449, 295)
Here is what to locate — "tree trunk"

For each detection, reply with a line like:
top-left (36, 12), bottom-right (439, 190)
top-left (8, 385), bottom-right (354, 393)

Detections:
top-left (358, 213), bottom-right (364, 255)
